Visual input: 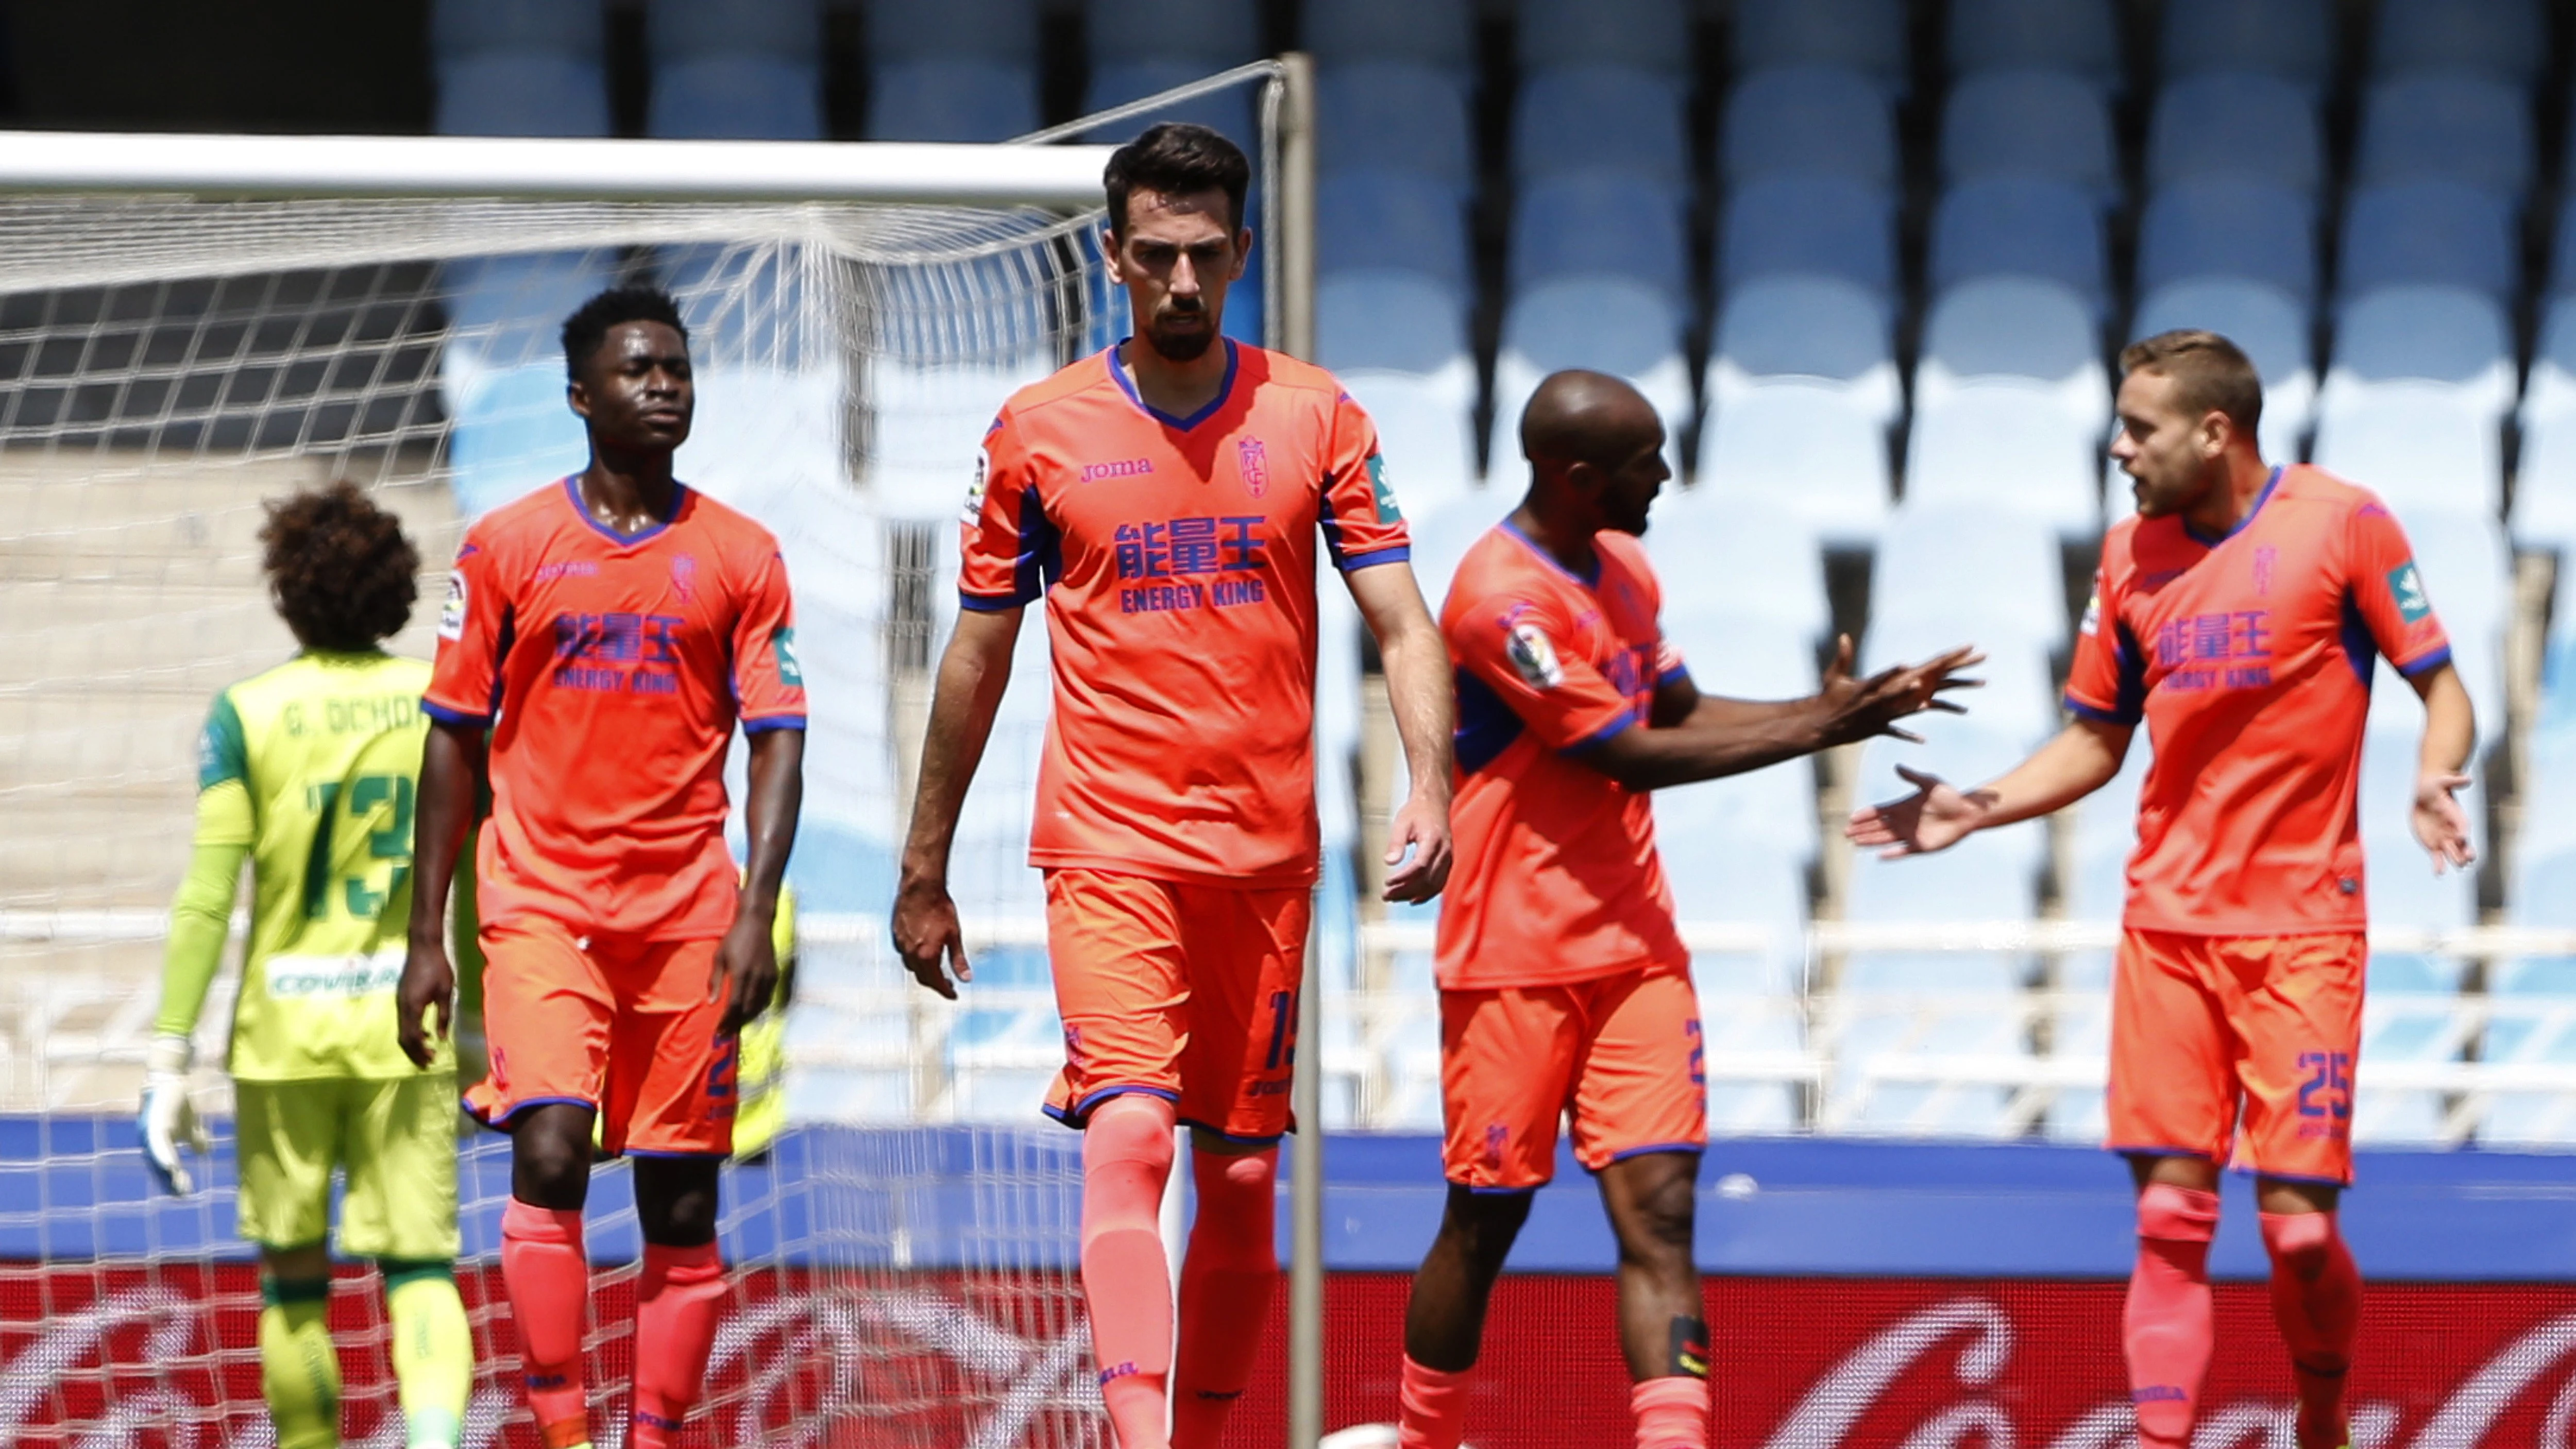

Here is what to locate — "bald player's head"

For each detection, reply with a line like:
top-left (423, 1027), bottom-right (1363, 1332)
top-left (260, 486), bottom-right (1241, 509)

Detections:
top-left (1520, 370), bottom-right (1669, 536)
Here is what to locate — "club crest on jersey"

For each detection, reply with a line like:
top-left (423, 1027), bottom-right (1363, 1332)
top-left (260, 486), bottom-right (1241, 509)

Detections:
top-left (2390, 560), bottom-right (2433, 622)
top-left (2253, 544), bottom-right (2277, 597)
top-left (1504, 616), bottom-right (1564, 690)
top-left (1237, 437), bottom-right (1269, 499)
top-left (437, 574), bottom-right (468, 641)
top-left (670, 553), bottom-right (698, 603)
top-left (961, 448), bottom-right (990, 525)
top-left (2077, 587), bottom-right (2102, 637)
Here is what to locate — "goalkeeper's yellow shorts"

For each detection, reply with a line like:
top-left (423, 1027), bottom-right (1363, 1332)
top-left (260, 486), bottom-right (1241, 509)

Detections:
top-left (233, 1073), bottom-right (461, 1260)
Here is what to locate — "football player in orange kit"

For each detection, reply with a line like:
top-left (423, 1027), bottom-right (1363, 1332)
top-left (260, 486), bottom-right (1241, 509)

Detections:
top-left (398, 285), bottom-right (805, 1449)
top-left (1850, 331), bottom-right (2478, 1449)
top-left (890, 122), bottom-right (1455, 1449)
top-left (1396, 371), bottom-right (1978, 1449)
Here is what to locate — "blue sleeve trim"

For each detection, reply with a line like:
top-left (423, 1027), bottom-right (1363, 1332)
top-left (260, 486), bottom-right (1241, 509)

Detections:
top-left (1045, 1084), bottom-right (1183, 1131)
top-left (1560, 709), bottom-right (1638, 754)
top-left (2397, 645), bottom-right (2454, 679)
top-left (1599, 1141), bottom-right (1708, 1167)
top-left (741, 715), bottom-right (808, 734)
top-left (2064, 696), bottom-right (2142, 727)
top-left (1337, 545), bottom-right (1412, 572)
top-left (421, 700), bottom-right (492, 728)
top-left (1461, 1183), bottom-right (1543, 1196)
top-left (1656, 666), bottom-right (1692, 687)
top-left (958, 590), bottom-right (1032, 613)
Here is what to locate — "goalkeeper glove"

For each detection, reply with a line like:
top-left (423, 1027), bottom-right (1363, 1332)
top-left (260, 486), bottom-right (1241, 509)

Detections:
top-left (138, 1034), bottom-right (209, 1196)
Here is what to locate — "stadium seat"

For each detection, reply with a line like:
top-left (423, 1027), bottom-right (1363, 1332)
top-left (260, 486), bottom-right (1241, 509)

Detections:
top-left (2068, 736), bottom-right (2149, 934)
top-left (2352, 73), bottom-right (2534, 197)
top-left (2319, 285), bottom-right (2516, 422)
top-left (2130, 280), bottom-right (2316, 461)
top-left (1319, 169), bottom-right (1473, 293)
top-left (1939, 69), bottom-right (2117, 209)
top-left (1914, 277), bottom-right (2109, 433)
top-left (2338, 181), bottom-right (2518, 306)
top-left (440, 252), bottom-right (620, 513)
top-left (1319, 63), bottom-right (1472, 186)
top-left (2309, 386), bottom-right (2502, 520)
top-left (1718, 175), bottom-right (1899, 302)
top-left (1730, 0), bottom-right (1908, 95)
top-left (1904, 388), bottom-right (2103, 539)
top-left (1318, 272), bottom-right (1476, 404)
top-left (869, 0), bottom-right (1039, 62)
top-left (2147, 73), bottom-right (2324, 193)
top-left (434, 52), bottom-right (613, 137)
top-left (1694, 385), bottom-right (1891, 544)
top-left (1402, 493), bottom-right (1505, 608)
top-left (1336, 373), bottom-right (1477, 521)
top-left (1866, 610), bottom-right (2057, 753)
top-left (2157, 0), bottom-right (2334, 95)
top-left (1946, 0), bottom-right (2121, 91)
top-left (2513, 414), bottom-right (2576, 551)
top-left (2134, 179), bottom-right (2318, 305)
top-left (862, 355), bottom-right (1055, 521)
top-left (1517, 0), bottom-right (1692, 76)
top-left (1927, 177), bottom-right (2109, 319)
top-left (1851, 724), bottom-right (2051, 881)
top-left (1872, 503), bottom-right (2069, 650)
top-left (433, 0), bottom-right (603, 54)
top-left (2369, 0), bottom-right (2545, 85)
top-left (1721, 65), bottom-right (1897, 189)
top-left (1665, 835), bottom-right (1810, 991)
top-left (1303, 0), bottom-right (1475, 71)
top-left (2361, 507), bottom-right (2509, 729)
top-left (1488, 280), bottom-right (1690, 472)
top-left (864, 60), bottom-right (1038, 142)
top-left (1652, 619), bottom-right (1824, 864)
top-left (1514, 66), bottom-right (1688, 187)
top-left (650, 55), bottom-right (824, 140)
top-left (1510, 172), bottom-right (1689, 303)
top-left (1086, 60), bottom-right (1260, 139)
top-left (1707, 276), bottom-right (1900, 427)
top-left (1646, 498), bottom-right (1832, 642)
top-left (2523, 298), bottom-right (2576, 425)
top-left (1086, 0), bottom-right (1259, 66)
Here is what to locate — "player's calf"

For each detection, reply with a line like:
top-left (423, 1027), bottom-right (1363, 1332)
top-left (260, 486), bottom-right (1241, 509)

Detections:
top-left (2259, 1201), bottom-right (2361, 1449)
top-left (1396, 1187), bottom-right (1533, 1449)
top-left (1172, 1143), bottom-right (1280, 1449)
top-left (1601, 1152), bottom-right (1709, 1449)
top-left (1081, 1094), bottom-right (1181, 1449)
top-left (380, 1259), bottom-right (471, 1449)
top-left (2125, 1181), bottom-right (2221, 1449)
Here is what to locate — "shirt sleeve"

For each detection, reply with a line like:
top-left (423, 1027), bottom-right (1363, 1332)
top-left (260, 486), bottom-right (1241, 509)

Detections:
top-left (732, 545), bottom-right (808, 731)
top-left (2063, 564), bottom-right (2148, 725)
top-left (157, 691), bottom-right (253, 1039)
top-left (1317, 389), bottom-right (1412, 572)
top-left (958, 412), bottom-right (1060, 610)
top-left (1452, 590), bottom-right (1638, 752)
top-left (2346, 499), bottom-right (2454, 676)
top-left (423, 526), bottom-right (511, 726)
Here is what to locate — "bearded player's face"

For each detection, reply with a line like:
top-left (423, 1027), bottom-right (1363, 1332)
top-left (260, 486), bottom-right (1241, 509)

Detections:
top-left (1108, 186), bottom-right (1250, 363)
top-left (2110, 368), bottom-right (2223, 520)
top-left (571, 320), bottom-right (694, 452)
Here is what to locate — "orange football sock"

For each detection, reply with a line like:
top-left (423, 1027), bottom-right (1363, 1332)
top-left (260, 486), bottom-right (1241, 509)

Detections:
top-left (1171, 1146), bottom-right (1279, 1449)
top-left (629, 1240), bottom-right (726, 1449)
top-left (1082, 1095), bottom-right (1179, 1449)
top-left (500, 1200), bottom-right (591, 1448)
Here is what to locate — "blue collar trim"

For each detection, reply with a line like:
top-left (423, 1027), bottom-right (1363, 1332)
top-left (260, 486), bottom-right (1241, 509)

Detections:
top-left (2183, 466), bottom-right (2282, 548)
top-left (1501, 518), bottom-right (1600, 586)
top-left (563, 475), bottom-right (685, 545)
top-left (1107, 337), bottom-right (1239, 431)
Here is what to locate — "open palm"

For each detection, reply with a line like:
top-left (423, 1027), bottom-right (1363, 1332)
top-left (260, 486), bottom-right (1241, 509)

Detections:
top-left (1845, 765), bottom-right (1997, 858)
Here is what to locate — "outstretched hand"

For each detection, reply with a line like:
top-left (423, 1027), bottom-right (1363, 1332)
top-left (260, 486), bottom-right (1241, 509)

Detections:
top-left (2414, 770), bottom-right (2476, 875)
top-left (1813, 636), bottom-right (1984, 746)
top-left (1845, 764), bottom-right (1999, 858)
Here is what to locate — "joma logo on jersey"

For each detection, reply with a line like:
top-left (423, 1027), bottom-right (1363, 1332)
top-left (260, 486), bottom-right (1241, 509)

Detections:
top-left (1079, 457), bottom-right (1156, 484)
top-left (2389, 560), bottom-right (2433, 622)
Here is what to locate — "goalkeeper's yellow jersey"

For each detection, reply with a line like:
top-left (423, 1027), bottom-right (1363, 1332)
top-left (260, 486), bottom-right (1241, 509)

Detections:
top-left (177, 650), bottom-right (448, 1082)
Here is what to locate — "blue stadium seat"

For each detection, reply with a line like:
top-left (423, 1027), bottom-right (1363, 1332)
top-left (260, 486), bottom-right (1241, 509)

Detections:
top-left (1731, 0), bottom-right (1907, 94)
top-left (1914, 277), bottom-right (2109, 434)
top-left (1318, 272), bottom-right (1473, 390)
top-left (869, 0), bottom-right (1039, 62)
top-left (1085, 59), bottom-right (1260, 139)
top-left (1721, 65), bottom-right (1897, 188)
top-left (1707, 276), bottom-right (1900, 427)
top-left (2353, 73), bottom-right (2534, 197)
top-left (1303, 0), bottom-right (1475, 70)
top-left (1905, 388), bottom-right (2104, 539)
top-left (1489, 279), bottom-right (1690, 471)
top-left (2068, 738), bottom-right (2149, 934)
top-left (2360, 507), bottom-right (2508, 730)
top-left (1719, 175), bottom-right (1898, 301)
top-left (1947, 0), bottom-right (2120, 91)
top-left (2528, 298), bottom-right (2576, 423)
top-left (432, 0), bottom-right (601, 56)
top-left (2135, 179), bottom-right (2317, 304)
top-left (1696, 386), bottom-right (1890, 544)
top-left (2369, 0), bottom-right (2545, 84)
top-left (1939, 69), bottom-right (2117, 208)
top-left (440, 252), bottom-right (619, 513)
top-left (434, 52), bottom-right (613, 136)
top-left (1871, 502), bottom-right (2070, 652)
top-left (1402, 493), bottom-right (1505, 611)
top-left (1928, 177), bottom-right (2109, 318)
top-left (2147, 73), bottom-right (2323, 193)
top-left (2310, 387), bottom-right (2501, 519)
top-left (2513, 415), bottom-right (2576, 551)
top-left (1651, 614), bottom-right (1824, 862)
top-left (650, 55), bottom-right (824, 140)
top-left (2321, 285), bottom-right (2516, 421)
top-left (1517, 0), bottom-right (1692, 76)
top-left (1663, 834), bottom-right (1809, 990)
top-left (1087, 0), bottom-right (1259, 66)
top-left (1646, 499), bottom-right (1832, 642)
top-left (2337, 181), bottom-right (2517, 306)
top-left (864, 60), bottom-right (1038, 142)
top-left (1337, 374), bottom-right (1477, 520)
top-left (1319, 62), bottom-right (1472, 186)
top-left (2158, 0), bottom-right (2334, 94)
top-left (1514, 66), bottom-right (1687, 186)
top-left (2547, 197), bottom-right (2576, 298)
top-left (651, 0), bottom-right (817, 60)
top-left (1510, 172), bottom-right (1689, 302)
top-left (1865, 611), bottom-right (2059, 751)
top-left (1319, 169), bottom-right (1473, 292)
top-left (1851, 724), bottom-right (2052, 882)
top-left (2130, 279), bottom-right (2316, 460)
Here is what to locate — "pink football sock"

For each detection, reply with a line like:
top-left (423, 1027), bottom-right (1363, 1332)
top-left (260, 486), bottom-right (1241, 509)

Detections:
top-left (2261, 1211), bottom-right (2362, 1449)
top-left (1082, 1095), bottom-right (1179, 1449)
top-left (1171, 1147), bottom-right (1280, 1449)
top-left (1631, 1375), bottom-right (1710, 1449)
top-left (501, 1200), bottom-right (592, 1448)
top-left (2125, 1184), bottom-right (2221, 1449)
top-left (629, 1240), bottom-right (727, 1449)
top-left (1396, 1356), bottom-right (1473, 1449)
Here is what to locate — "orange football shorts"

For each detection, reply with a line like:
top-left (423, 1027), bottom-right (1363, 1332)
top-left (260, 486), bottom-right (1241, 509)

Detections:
top-left (1041, 867), bottom-right (1312, 1144)
top-left (2107, 928), bottom-right (2367, 1185)
top-left (464, 915), bottom-right (738, 1157)
top-left (1439, 965), bottom-right (1708, 1191)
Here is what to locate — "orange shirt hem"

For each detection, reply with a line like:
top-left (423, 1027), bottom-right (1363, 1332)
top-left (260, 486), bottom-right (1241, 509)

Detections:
top-left (1028, 848), bottom-right (1320, 892)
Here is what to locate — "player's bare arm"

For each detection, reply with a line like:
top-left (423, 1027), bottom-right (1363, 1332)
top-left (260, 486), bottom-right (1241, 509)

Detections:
top-left (892, 605), bottom-right (1024, 998)
top-left (2406, 660), bottom-right (2477, 873)
top-left (1348, 560), bottom-right (1455, 903)
top-left (1847, 715), bottom-right (2133, 858)
top-left (715, 727), bottom-right (802, 1037)
top-left (397, 719), bottom-right (484, 1068)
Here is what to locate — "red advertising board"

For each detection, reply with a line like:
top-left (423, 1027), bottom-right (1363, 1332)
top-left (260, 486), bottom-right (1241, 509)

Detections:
top-left (9, 1265), bottom-right (2576, 1448)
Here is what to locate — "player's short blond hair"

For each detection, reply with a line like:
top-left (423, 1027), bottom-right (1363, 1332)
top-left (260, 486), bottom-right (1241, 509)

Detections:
top-left (2120, 329), bottom-right (2263, 440)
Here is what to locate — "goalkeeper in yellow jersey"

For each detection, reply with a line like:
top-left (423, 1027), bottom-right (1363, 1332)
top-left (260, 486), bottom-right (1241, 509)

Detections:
top-left (139, 482), bottom-right (473, 1449)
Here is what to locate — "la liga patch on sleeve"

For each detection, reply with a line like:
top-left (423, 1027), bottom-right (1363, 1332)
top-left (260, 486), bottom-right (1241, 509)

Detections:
top-left (2388, 560), bottom-right (2433, 622)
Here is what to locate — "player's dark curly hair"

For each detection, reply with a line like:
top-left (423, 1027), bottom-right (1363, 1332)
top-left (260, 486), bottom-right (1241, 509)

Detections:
top-left (260, 481), bottom-right (419, 652)
top-left (561, 284), bottom-right (690, 381)
top-left (1104, 122), bottom-right (1249, 236)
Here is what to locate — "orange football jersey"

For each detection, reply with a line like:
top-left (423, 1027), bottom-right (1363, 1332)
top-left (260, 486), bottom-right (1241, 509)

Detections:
top-left (1435, 523), bottom-right (1691, 990)
top-left (959, 340), bottom-right (1410, 887)
top-left (2064, 466), bottom-right (2452, 934)
top-left (425, 479), bottom-right (805, 940)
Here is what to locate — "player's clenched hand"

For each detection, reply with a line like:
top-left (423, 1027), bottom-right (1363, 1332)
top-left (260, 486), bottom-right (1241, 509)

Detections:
top-left (1383, 790), bottom-right (1454, 904)
top-left (892, 873), bottom-right (971, 1000)
top-left (711, 912), bottom-right (779, 1039)
top-left (1846, 765), bottom-right (1997, 858)
top-left (2413, 769), bottom-right (2477, 875)
top-left (396, 940), bottom-right (454, 1070)
top-left (1812, 636), bottom-right (1984, 746)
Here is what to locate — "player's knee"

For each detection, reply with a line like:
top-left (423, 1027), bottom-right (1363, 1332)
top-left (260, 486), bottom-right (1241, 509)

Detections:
top-left (634, 1157), bottom-right (721, 1247)
top-left (1614, 1178), bottom-right (1697, 1266)
top-left (2259, 1209), bottom-right (2336, 1278)
top-left (1439, 1186), bottom-right (1532, 1266)
top-left (1087, 1094), bottom-right (1178, 1172)
top-left (263, 1242), bottom-right (332, 1283)
top-left (2136, 1183), bottom-right (2222, 1245)
top-left (509, 1114), bottom-right (593, 1208)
